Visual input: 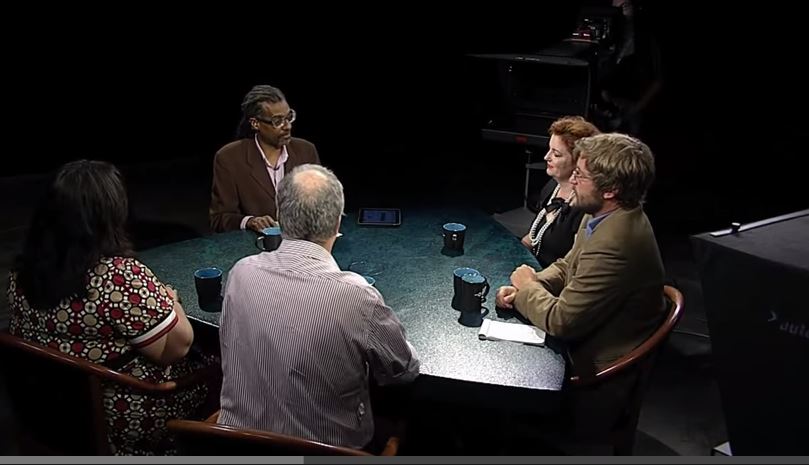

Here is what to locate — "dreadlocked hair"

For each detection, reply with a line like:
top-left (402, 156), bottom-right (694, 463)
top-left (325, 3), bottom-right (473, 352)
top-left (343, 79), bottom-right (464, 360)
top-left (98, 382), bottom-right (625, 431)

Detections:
top-left (235, 85), bottom-right (286, 139)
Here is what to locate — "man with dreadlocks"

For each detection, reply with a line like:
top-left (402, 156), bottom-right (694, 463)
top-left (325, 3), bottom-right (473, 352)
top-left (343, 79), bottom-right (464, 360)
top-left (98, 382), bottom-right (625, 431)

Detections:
top-left (210, 85), bottom-right (321, 233)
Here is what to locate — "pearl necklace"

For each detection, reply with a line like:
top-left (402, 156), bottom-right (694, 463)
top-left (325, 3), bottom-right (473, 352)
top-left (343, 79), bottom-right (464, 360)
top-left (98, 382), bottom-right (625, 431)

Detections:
top-left (529, 184), bottom-right (575, 252)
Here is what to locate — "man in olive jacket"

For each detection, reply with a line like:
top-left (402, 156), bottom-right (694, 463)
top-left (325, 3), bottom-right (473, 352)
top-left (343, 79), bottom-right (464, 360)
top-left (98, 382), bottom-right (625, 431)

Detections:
top-left (497, 132), bottom-right (665, 376)
top-left (496, 133), bottom-right (666, 437)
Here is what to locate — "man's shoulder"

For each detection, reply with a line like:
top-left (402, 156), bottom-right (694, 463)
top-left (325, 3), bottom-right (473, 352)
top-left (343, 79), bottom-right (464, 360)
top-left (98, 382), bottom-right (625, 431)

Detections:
top-left (228, 254), bottom-right (261, 276)
top-left (215, 139), bottom-right (251, 160)
top-left (288, 137), bottom-right (317, 155)
top-left (588, 208), bottom-right (657, 251)
top-left (325, 271), bottom-right (389, 312)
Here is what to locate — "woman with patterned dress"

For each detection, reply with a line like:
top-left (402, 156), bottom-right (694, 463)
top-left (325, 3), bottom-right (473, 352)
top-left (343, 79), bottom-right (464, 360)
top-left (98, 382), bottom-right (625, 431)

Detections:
top-left (521, 116), bottom-right (600, 268)
top-left (7, 160), bottom-right (210, 455)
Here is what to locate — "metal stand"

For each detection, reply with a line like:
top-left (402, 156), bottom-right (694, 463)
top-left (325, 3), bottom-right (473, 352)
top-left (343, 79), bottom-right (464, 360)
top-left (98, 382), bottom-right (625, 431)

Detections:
top-left (492, 147), bottom-right (549, 237)
top-left (523, 147), bottom-right (549, 210)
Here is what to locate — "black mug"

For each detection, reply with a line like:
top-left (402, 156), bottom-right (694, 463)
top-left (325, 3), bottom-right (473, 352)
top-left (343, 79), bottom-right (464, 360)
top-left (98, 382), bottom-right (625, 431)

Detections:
top-left (194, 267), bottom-right (223, 312)
top-left (442, 223), bottom-right (466, 252)
top-left (452, 267), bottom-right (479, 310)
top-left (457, 272), bottom-right (490, 327)
top-left (256, 226), bottom-right (282, 252)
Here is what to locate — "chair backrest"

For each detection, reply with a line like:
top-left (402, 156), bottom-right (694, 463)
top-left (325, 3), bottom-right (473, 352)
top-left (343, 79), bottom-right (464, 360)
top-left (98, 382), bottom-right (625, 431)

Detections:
top-left (167, 412), bottom-right (380, 456)
top-left (0, 331), bottom-right (202, 455)
top-left (570, 285), bottom-right (685, 387)
top-left (0, 331), bottom-right (111, 454)
top-left (567, 285), bottom-right (684, 454)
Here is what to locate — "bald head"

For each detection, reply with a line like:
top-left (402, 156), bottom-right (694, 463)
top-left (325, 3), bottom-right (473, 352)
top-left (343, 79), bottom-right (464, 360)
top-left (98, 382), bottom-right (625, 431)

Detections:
top-left (277, 164), bottom-right (345, 245)
top-left (293, 169), bottom-right (330, 194)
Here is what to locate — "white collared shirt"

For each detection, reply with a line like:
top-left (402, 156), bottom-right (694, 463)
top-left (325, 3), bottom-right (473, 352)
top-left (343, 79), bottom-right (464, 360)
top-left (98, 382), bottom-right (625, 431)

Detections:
top-left (218, 239), bottom-right (420, 448)
top-left (255, 135), bottom-right (289, 192)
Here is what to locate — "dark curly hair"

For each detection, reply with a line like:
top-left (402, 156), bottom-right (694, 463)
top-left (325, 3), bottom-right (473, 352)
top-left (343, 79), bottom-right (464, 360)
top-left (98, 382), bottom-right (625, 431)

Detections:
top-left (16, 160), bottom-right (134, 309)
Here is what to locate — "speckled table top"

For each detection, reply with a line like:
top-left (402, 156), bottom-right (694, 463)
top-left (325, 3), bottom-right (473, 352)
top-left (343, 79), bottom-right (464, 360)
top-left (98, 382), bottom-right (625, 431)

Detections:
top-left (139, 207), bottom-right (566, 391)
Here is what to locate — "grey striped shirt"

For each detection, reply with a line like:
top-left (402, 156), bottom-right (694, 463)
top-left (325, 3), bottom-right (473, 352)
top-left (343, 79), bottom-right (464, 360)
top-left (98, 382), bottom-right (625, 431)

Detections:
top-left (217, 239), bottom-right (419, 449)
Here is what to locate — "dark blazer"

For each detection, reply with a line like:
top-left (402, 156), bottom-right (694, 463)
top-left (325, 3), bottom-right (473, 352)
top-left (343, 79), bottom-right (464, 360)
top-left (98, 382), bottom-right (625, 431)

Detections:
top-left (209, 138), bottom-right (320, 232)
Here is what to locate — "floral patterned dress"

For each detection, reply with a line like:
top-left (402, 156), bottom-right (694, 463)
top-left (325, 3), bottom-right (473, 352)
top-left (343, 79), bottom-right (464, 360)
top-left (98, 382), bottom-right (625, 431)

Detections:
top-left (8, 256), bottom-right (211, 455)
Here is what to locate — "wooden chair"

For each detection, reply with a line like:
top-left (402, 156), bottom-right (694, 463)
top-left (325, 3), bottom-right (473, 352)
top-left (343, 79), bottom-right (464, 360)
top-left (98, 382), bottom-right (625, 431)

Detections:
top-left (167, 411), bottom-right (400, 456)
top-left (566, 285), bottom-right (685, 455)
top-left (0, 331), bottom-right (221, 455)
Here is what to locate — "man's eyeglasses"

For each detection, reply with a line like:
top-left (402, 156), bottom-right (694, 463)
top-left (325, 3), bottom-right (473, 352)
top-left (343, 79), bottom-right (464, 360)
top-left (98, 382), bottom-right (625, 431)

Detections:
top-left (571, 168), bottom-right (593, 181)
top-left (255, 109), bottom-right (296, 129)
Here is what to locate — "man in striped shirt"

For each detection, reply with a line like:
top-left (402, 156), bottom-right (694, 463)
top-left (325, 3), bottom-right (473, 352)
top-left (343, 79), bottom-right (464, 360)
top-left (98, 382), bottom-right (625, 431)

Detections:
top-left (217, 164), bottom-right (420, 450)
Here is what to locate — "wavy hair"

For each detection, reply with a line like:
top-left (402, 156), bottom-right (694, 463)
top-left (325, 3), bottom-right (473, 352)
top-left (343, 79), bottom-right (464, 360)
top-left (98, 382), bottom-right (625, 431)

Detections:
top-left (16, 160), bottom-right (134, 308)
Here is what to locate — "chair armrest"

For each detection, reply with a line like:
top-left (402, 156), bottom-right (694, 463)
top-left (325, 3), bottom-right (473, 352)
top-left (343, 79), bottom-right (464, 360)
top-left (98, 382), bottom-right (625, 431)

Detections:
top-left (379, 436), bottom-right (400, 456)
top-left (0, 332), bottom-right (218, 394)
top-left (206, 410), bottom-right (221, 423)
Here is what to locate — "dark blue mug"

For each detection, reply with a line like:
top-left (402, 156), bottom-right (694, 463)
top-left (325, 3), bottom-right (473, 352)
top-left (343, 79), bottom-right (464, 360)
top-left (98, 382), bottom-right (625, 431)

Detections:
top-left (442, 223), bottom-right (467, 252)
top-left (194, 267), bottom-right (223, 312)
top-left (458, 272), bottom-right (490, 327)
top-left (452, 267), bottom-right (479, 310)
top-left (256, 226), bottom-right (283, 252)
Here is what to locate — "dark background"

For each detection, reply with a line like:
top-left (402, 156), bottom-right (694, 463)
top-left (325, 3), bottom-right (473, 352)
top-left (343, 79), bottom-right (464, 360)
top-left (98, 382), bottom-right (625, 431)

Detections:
top-left (5, 3), bottom-right (806, 236)
top-left (1, 4), bottom-right (806, 454)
